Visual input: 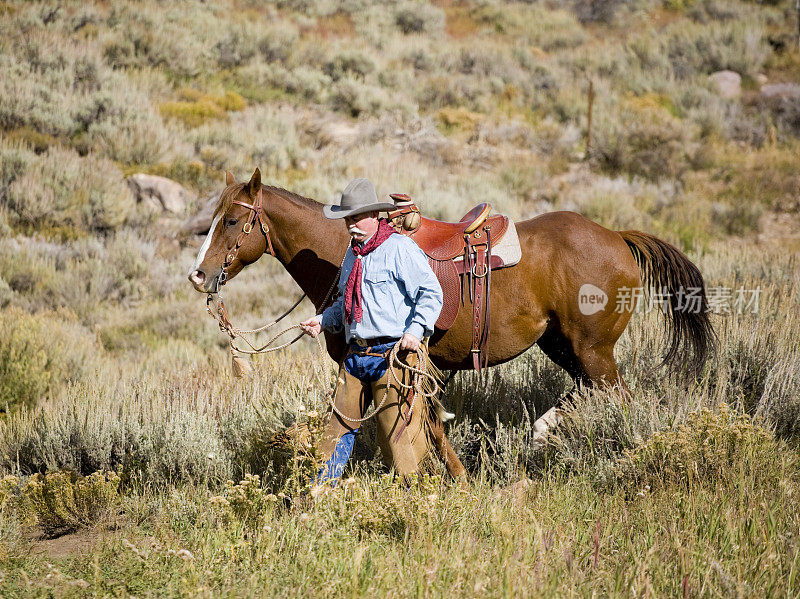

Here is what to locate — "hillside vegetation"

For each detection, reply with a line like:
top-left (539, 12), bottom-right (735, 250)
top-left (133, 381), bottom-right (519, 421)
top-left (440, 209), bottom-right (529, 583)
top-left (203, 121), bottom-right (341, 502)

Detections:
top-left (0, 0), bottom-right (799, 596)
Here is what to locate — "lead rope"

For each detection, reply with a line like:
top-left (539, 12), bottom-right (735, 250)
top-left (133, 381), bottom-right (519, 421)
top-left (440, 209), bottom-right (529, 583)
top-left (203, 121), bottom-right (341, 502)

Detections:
top-left (207, 250), bottom-right (347, 359)
top-left (217, 324), bottom-right (440, 424)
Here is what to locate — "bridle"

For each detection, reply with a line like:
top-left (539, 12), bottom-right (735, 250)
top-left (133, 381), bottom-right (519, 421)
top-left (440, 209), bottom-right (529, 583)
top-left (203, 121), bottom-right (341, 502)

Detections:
top-left (206, 185), bottom-right (344, 342)
top-left (218, 186), bottom-right (275, 289)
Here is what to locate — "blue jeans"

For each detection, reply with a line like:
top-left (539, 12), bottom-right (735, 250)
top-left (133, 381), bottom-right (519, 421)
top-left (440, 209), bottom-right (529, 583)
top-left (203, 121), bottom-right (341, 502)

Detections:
top-left (343, 341), bottom-right (396, 382)
top-left (315, 340), bottom-right (397, 485)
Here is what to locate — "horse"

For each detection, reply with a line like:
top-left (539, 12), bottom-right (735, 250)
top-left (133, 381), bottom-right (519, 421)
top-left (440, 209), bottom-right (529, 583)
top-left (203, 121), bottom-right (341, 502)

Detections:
top-left (188, 168), bottom-right (715, 476)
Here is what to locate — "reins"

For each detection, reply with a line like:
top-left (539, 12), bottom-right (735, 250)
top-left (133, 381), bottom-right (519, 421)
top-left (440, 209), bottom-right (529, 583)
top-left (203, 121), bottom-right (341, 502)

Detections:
top-left (207, 288), bottom-right (440, 424)
top-left (206, 248), bottom-right (343, 359)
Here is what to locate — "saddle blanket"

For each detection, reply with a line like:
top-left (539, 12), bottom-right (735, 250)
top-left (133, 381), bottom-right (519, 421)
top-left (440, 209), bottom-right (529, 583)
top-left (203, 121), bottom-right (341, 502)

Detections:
top-left (451, 218), bottom-right (522, 269)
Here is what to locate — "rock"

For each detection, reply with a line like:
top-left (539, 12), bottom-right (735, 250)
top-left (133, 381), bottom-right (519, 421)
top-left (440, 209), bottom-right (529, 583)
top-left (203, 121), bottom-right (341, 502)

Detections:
top-left (182, 190), bottom-right (221, 235)
top-left (709, 70), bottom-right (741, 99)
top-left (127, 174), bottom-right (188, 214)
top-left (760, 82), bottom-right (800, 99)
top-left (755, 73), bottom-right (768, 87)
top-left (302, 116), bottom-right (359, 149)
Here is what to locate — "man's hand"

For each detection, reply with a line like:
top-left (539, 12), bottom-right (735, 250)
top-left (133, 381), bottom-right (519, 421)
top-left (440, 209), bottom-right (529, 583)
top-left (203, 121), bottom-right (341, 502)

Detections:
top-left (300, 316), bottom-right (322, 338)
top-left (399, 333), bottom-right (420, 352)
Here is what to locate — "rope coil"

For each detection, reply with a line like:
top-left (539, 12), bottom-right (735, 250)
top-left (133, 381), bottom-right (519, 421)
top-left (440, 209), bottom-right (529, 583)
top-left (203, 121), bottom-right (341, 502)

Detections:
top-left (329, 342), bottom-right (439, 424)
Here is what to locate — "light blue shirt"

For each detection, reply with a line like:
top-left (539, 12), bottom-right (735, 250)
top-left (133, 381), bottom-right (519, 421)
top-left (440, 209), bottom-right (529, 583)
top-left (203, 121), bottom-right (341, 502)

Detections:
top-left (320, 233), bottom-right (443, 342)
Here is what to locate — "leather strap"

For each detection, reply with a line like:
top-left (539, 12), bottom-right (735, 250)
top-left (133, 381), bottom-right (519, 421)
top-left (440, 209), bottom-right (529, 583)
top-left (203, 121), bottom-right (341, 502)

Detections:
top-left (468, 225), bottom-right (493, 371)
top-left (220, 188), bottom-right (275, 286)
top-left (471, 243), bottom-right (487, 371)
top-left (231, 188), bottom-right (275, 258)
top-left (481, 227), bottom-right (492, 370)
top-left (350, 348), bottom-right (392, 359)
top-left (393, 375), bottom-right (416, 443)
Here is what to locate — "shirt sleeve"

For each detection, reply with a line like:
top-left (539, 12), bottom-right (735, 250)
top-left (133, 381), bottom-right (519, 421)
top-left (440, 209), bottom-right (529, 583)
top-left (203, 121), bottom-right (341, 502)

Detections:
top-left (320, 248), bottom-right (351, 333)
top-left (319, 293), bottom-right (343, 333)
top-left (395, 237), bottom-right (443, 339)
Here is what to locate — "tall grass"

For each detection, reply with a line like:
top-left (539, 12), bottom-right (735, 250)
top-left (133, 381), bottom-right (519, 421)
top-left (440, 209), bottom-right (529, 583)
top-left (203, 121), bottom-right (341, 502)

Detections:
top-left (2, 243), bottom-right (797, 488)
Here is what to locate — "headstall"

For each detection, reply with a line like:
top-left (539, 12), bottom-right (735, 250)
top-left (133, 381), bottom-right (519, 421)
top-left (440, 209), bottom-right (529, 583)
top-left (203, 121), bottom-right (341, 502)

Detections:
top-left (218, 187), bottom-right (275, 288)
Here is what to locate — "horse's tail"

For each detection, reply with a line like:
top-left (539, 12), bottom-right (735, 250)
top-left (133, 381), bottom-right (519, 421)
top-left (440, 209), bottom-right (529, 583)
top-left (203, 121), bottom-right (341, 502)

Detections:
top-left (618, 230), bottom-right (717, 378)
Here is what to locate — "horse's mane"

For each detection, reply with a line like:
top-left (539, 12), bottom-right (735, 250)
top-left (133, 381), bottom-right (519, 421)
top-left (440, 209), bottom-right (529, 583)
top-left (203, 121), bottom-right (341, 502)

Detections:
top-left (213, 183), bottom-right (322, 218)
top-left (265, 185), bottom-right (323, 210)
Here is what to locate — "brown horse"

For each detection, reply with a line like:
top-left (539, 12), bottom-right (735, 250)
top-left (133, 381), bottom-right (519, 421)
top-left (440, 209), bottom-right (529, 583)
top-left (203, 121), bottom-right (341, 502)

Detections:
top-left (189, 169), bottom-right (715, 471)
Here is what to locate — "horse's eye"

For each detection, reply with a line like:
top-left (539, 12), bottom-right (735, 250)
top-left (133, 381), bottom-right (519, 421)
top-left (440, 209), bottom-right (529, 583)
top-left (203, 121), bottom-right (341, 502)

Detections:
top-left (226, 218), bottom-right (239, 227)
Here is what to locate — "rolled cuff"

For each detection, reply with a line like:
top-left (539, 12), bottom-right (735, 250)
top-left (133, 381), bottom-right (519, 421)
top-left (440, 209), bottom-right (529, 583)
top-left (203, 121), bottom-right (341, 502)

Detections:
top-left (404, 322), bottom-right (427, 341)
top-left (320, 309), bottom-right (342, 333)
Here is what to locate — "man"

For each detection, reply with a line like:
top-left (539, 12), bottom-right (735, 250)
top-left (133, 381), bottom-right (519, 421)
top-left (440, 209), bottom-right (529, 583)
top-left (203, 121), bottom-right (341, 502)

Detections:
top-left (300, 178), bottom-right (443, 484)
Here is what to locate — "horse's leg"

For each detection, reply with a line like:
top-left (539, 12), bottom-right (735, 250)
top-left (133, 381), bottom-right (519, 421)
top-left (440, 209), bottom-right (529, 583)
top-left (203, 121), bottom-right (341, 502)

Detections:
top-left (427, 413), bottom-right (467, 479)
top-left (532, 328), bottom-right (584, 448)
top-left (532, 318), bottom-right (633, 449)
top-left (572, 343), bottom-right (630, 395)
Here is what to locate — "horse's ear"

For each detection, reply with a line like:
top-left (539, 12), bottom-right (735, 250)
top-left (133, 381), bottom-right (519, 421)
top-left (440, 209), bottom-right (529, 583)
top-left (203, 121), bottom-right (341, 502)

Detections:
top-left (225, 171), bottom-right (236, 186)
top-left (247, 168), bottom-right (261, 198)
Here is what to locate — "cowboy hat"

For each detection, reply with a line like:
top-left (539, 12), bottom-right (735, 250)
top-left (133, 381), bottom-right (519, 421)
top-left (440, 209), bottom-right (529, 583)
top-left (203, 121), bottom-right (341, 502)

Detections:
top-left (323, 178), bottom-right (395, 219)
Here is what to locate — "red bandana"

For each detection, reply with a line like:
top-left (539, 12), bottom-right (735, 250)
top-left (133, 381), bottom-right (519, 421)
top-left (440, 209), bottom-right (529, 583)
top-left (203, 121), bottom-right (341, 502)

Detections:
top-left (344, 218), bottom-right (396, 325)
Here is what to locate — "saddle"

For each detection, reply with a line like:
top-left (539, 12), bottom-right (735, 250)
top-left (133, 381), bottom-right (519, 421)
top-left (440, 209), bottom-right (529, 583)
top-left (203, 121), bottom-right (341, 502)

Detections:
top-left (387, 194), bottom-right (521, 371)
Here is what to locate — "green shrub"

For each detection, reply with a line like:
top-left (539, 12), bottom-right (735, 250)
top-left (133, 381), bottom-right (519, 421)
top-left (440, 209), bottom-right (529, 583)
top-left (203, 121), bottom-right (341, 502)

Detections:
top-left (213, 475), bottom-right (280, 526)
top-left (759, 89), bottom-right (800, 140)
top-left (233, 62), bottom-right (330, 103)
top-left (0, 29), bottom-right (171, 165)
top-left (329, 76), bottom-right (385, 117)
top-left (4, 127), bottom-right (58, 154)
top-left (16, 470), bottom-right (121, 536)
top-left (0, 308), bottom-right (100, 413)
top-left (187, 104), bottom-right (310, 176)
top-left (215, 28), bottom-right (258, 68)
top-left (1, 391), bottom-right (234, 486)
top-left (542, 389), bottom-right (662, 486)
top-left (0, 475), bottom-right (15, 513)
top-left (85, 84), bottom-right (175, 166)
top-left (160, 90), bottom-right (246, 127)
top-left (571, 0), bottom-right (630, 24)
top-left (590, 100), bottom-right (695, 181)
top-left (485, 5), bottom-right (586, 51)
top-left (5, 146), bottom-right (132, 234)
top-left (437, 106), bottom-right (484, 133)
top-left (615, 406), bottom-right (794, 493)
top-left (160, 99), bottom-right (226, 127)
top-left (394, 2), bottom-right (444, 35)
top-left (0, 232), bottom-right (171, 320)
top-left (257, 26), bottom-right (298, 64)
top-left (99, 7), bottom-right (209, 77)
top-left (323, 51), bottom-right (375, 82)
top-left (710, 144), bottom-right (800, 212)
top-left (756, 355), bottom-right (800, 440)
top-left (0, 276), bottom-right (11, 307)
top-left (0, 142), bottom-right (33, 198)
top-left (664, 22), bottom-right (768, 79)
top-left (713, 200), bottom-right (763, 236)
top-left (687, 0), bottom-right (751, 22)
top-left (416, 74), bottom-right (492, 112)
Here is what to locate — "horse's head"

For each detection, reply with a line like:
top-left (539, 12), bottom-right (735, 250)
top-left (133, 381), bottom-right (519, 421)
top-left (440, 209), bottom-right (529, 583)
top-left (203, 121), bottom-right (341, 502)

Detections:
top-left (188, 168), bottom-right (269, 293)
